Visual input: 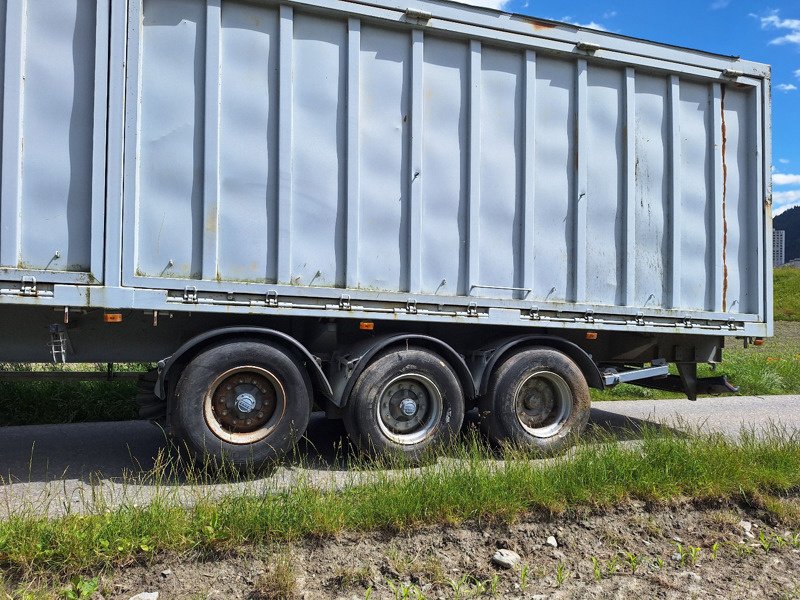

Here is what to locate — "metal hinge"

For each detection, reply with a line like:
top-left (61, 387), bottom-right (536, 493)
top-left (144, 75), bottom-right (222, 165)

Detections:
top-left (585, 310), bottom-right (595, 324)
top-left (684, 318), bottom-right (693, 329)
top-left (467, 302), bottom-right (478, 317)
top-left (339, 295), bottom-right (352, 311)
top-left (183, 286), bottom-right (198, 304)
top-left (21, 276), bottom-right (37, 296)
top-left (529, 306), bottom-right (541, 321)
top-left (266, 290), bottom-right (279, 307)
top-left (406, 299), bottom-right (418, 315)
top-left (404, 7), bottom-right (432, 21)
top-left (635, 312), bottom-right (645, 326)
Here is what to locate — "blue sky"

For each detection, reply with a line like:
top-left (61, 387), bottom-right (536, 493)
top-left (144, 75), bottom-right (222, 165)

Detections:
top-left (460, 0), bottom-right (800, 215)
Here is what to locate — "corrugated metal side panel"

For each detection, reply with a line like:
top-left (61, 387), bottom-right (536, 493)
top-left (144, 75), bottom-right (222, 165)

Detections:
top-left (123, 0), bottom-right (764, 321)
top-left (0, 0), bottom-right (107, 281)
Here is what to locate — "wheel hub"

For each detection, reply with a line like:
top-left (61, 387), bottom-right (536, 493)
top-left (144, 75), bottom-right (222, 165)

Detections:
top-left (399, 398), bottom-right (418, 417)
top-left (515, 371), bottom-right (572, 439)
top-left (376, 374), bottom-right (443, 445)
top-left (235, 392), bottom-right (257, 414)
top-left (210, 371), bottom-right (277, 434)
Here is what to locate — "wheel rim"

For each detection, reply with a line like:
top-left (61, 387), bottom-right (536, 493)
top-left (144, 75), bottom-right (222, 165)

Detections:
top-left (203, 366), bottom-right (287, 445)
top-left (513, 371), bottom-right (573, 438)
top-left (375, 374), bottom-right (443, 446)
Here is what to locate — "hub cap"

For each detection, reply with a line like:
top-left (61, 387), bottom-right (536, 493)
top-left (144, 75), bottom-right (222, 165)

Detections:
top-left (203, 366), bottom-right (286, 445)
top-left (376, 374), bottom-right (443, 446)
top-left (514, 371), bottom-right (573, 438)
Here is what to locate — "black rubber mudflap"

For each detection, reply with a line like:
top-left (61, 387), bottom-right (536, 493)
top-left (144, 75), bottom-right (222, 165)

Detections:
top-left (135, 369), bottom-right (167, 421)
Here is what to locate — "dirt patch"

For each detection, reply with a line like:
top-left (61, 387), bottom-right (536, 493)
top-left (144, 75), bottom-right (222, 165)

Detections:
top-left (101, 501), bottom-right (800, 599)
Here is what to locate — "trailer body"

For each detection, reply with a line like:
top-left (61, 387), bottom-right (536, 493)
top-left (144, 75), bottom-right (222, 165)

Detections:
top-left (0, 1), bottom-right (773, 456)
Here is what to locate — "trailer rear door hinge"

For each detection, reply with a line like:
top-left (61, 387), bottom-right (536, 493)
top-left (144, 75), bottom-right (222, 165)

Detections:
top-left (404, 8), bottom-right (432, 21)
top-left (183, 286), bottom-right (198, 304)
top-left (21, 276), bottom-right (37, 296)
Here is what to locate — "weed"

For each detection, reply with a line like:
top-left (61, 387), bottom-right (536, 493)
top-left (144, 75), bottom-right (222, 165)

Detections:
top-left (387, 580), bottom-right (425, 600)
top-left (253, 553), bottom-right (297, 600)
top-left (333, 565), bottom-right (372, 589)
top-left (591, 557), bottom-right (602, 581)
top-left (711, 542), bottom-right (719, 560)
top-left (652, 557), bottom-right (664, 570)
top-left (688, 546), bottom-right (701, 565)
top-left (606, 555), bottom-right (620, 576)
top-left (624, 552), bottom-right (639, 574)
top-left (519, 564), bottom-right (530, 590)
top-left (60, 577), bottom-right (99, 600)
top-left (555, 562), bottom-right (568, 587)
top-left (759, 532), bottom-right (773, 552)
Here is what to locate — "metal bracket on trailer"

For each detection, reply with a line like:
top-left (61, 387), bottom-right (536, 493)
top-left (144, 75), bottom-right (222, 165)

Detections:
top-left (602, 359), bottom-right (670, 387)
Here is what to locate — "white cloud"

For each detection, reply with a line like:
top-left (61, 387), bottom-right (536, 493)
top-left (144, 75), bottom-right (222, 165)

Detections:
top-left (758, 11), bottom-right (800, 46)
top-left (795, 69), bottom-right (800, 79)
top-left (774, 173), bottom-right (800, 185)
top-left (774, 190), bottom-right (800, 212)
top-left (779, 159), bottom-right (791, 164)
top-left (560, 16), bottom-right (608, 31)
top-left (777, 83), bottom-right (798, 91)
top-left (711, 0), bottom-right (730, 9)
top-left (603, 11), bottom-right (618, 19)
top-left (452, 0), bottom-right (511, 9)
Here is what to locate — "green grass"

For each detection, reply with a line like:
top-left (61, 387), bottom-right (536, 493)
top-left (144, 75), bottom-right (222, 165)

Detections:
top-left (775, 266), bottom-right (800, 322)
top-left (1, 428), bottom-right (799, 582)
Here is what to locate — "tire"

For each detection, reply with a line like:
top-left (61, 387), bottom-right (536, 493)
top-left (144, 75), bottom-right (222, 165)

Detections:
top-left (172, 341), bottom-right (311, 469)
top-left (343, 347), bottom-right (465, 461)
top-left (479, 347), bottom-right (590, 454)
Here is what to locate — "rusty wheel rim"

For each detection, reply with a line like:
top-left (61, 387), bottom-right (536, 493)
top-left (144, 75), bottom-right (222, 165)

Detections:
top-left (203, 366), bottom-right (286, 445)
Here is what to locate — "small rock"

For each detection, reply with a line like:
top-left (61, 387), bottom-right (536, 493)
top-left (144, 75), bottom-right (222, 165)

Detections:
top-left (738, 520), bottom-right (752, 533)
top-left (546, 536), bottom-right (558, 548)
top-left (531, 595), bottom-right (547, 600)
top-left (161, 569), bottom-right (172, 578)
top-left (671, 535), bottom-right (683, 543)
top-left (128, 594), bottom-right (159, 600)
top-left (492, 549), bottom-right (521, 569)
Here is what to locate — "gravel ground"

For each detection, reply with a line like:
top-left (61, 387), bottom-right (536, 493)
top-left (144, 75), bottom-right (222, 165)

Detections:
top-left (99, 499), bottom-right (800, 599)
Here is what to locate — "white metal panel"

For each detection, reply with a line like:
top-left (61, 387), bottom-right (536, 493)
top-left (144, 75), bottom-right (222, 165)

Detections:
top-left (421, 36), bottom-right (469, 296)
top-left (533, 56), bottom-right (574, 304)
top-left (217, 2), bottom-right (279, 284)
top-left (1, 0), bottom-right (107, 281)
top-left (477, 46), bottom-right (523, 300)
top-left (585, 65), bottom-right (624, 306)
top-left (357, 24), bottom-right (410, 292)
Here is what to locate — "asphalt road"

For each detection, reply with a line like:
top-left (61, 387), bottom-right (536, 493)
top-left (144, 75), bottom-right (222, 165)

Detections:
top-left (1, 395), bottom-right (798, 517)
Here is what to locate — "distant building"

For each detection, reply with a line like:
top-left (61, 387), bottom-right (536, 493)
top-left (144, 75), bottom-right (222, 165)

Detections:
top-left (774, 229), bottom-right (786, 267)
top-left (784, 258), bottom-right (800, 269)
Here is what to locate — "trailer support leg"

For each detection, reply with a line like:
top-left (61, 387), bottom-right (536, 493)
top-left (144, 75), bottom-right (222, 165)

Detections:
top-left (677, 362), bottom-right (698, 401)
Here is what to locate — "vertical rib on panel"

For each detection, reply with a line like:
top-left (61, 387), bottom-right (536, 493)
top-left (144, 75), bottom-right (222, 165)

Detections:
top-left (409, 29), bottom-right (424, 294)
top-left (90, 0), bottom-right (110, 281)
top-left (0, 0), bottom-right (24, 268)
top-left (202, 0), bottom-right (221, 281)
top-left (710, 83), bottom-right (725, 312)
top-left (574, 59), bottom-right (588, 303)
top-left (467, 41), bottom-right (481, 294)
top-left (762, 79), bottom-right (772, 330)
top-left (346, 18), bottom-right (360, 289)
top-left (105, 0), bottom-right (127, 286)
top-left (623, 68), bottom-right (636, 306)
top-left (754, 83), bottom-right (765, 319)
top-left (522, 50), bottom-right (536, 296)
top-left (668, 75), bottom-right (681, 309)
top-left (277, 6), bottom-right (293, 284)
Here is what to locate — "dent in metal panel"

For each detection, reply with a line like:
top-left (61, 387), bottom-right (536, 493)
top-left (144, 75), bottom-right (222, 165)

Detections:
top-left (291, 14), bottom-right (347, 288)
top-left (722, 87), bottom-right (756, 315)
top-left (633, 74), bottom-right (668, 309)
top-left (477, 47), bottom-right (523, 300)
top-left (217, 3), bottom-right (278, 284)
top-left (533, 56), bottom-right (574, 303)
top-left (358, 25), bottom-right (410, 292)
top-left (678, 81), bottom-right (712, 311)
top-left (421, 36), bottom-right (468, 296)
top-left (585, 65), bottom-right (624, 306)
top-left (19, 0), bottom-right (96, 272)
top-left (138, 0), bottom-right (205, 279)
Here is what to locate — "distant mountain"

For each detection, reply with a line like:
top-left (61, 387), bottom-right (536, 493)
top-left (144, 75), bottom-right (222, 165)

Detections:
top-left (775, 206), bottom-right (800, 263)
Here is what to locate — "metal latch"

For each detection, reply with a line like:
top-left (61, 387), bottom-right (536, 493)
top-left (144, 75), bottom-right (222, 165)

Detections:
top-left (404, 8), bottom-right (432, 21)
top-left (266, 290), bottom-right (279, 307)
top-left (49, 324), bottom-right (69, 364)
top-left (722, 69), bottom-right (743, 79)
top-left (406, 299), bottom-right (418, 315)
top-left (183, 286), bottom-right (198, 304)
top-left (529, 306), bottom-right (540, 321)
top-left (21, 276), bottom-right (37, 296)
top-left (584, 310), bottom-right (595, 324)
top-left (467, 302), bottom-right (478, 317)
top-left (635, 312), bottom-right (645, 326)
top-left (339, 295), bottom-right (352, 311)
top-left (576, 42), bottom-right (600, 54)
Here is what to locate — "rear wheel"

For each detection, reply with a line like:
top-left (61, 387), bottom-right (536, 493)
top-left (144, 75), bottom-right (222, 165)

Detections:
top-left (344, 347), bottom-right (465, 461)
top-left (172, 341), bottom-right (311, 469)
top-left (479, 347), bottom-right (590, 454)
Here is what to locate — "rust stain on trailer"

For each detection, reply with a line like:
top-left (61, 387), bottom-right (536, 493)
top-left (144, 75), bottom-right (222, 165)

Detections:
top-left (517, 16), bottom-right (558, 31)
top-left (720, 85), bottom-right (729, 313)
